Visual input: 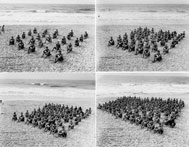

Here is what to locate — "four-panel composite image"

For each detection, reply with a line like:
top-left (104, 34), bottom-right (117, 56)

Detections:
top-left (0, 0), bottom-right (189, 147)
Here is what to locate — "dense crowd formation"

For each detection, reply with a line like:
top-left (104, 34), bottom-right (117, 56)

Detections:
top-left (12, 103), bottom-right (92, 138)
top-left (98, 96), bottom-right (185, 134)
top-left (8, 26), bottom-right (89, 63)
top-left (108, 27), bottom-right (185, 62)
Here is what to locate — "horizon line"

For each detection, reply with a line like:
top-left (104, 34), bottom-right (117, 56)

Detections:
top-left (0, 79), bottom-right (95, 81)
top-left (0, 3), bottom-right (188, 5)
top-left (0, 3), bottom-right (94, 5)
top-left (97, 3), bottom-right (189, 5)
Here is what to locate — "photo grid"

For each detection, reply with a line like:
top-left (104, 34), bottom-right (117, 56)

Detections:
top-left (0, 0), bottom-right (189, 147)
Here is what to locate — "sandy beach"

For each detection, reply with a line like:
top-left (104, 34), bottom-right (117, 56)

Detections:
top-left (0, 3), bottom-right (95, 72)
top-left (97, 24), bottom-right (189, 71)
top-left (0, 99), bottom-right (95, 147)
top-left (97, 75), bottom-right (189, 147)
top-left (0, 4), bottom-right (95, 25)
top-left (0, 79), bottom-right (95, 147)
top-left (0, 25), bottom-right (95, 72)
top-left (96, 4), bottom-right (189, 71)
top-left (97, 96), bottom-right (189, 147)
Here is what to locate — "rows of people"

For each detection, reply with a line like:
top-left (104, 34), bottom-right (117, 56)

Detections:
top-left (12, 103), bottom-right (92, 138)
top-left (108, 27), bottom-right (185, 63)
top-left (98, 96), bottom-right (185, 134)
top-left (9, 27), bottom-right (89, 63)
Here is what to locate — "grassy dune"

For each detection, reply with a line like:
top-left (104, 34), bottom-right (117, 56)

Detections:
top-left (0, 25), bottom-right (95, 72)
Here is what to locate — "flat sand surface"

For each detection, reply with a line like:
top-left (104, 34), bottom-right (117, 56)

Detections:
top-left (0, 25), bottom-right (95, 72)
top-left (97, 95), bottom-right (189, 147)
top-left (0, 4), bottom-right (94, 25)
top-left (97, 24), bottom-right (189, 71)
top-left (96, 77), bottom-right (189, 147)
top-left (0, 96), bottom-right (95, 147)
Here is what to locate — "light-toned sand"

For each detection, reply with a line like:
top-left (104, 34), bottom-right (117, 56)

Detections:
top-left (97, 24), bottom-right (189, 71)
top-left (96, 81), bottom-right (189, 147)
top-left (97, 10), bottom-right (189, 26)
top-left (97, 95), bottom-right (189, 147)
top-left (0, 12), bottom-right (94, 26)
top-left (0, 25), bottom-right (95, 72)
top-left (0, 96), bottom-right (95, 147)
top-left (0, 6), bottom-right (94, 26)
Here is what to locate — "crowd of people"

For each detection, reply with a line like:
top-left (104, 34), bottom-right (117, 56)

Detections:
top-left (108, 27), bottom-right (185, 62)
top-left (98, 96), bottom-right (185, 134)
top-left (12, 103), bottom-right (92, 138)
top-left (8, 27), bottom-right (89, 63)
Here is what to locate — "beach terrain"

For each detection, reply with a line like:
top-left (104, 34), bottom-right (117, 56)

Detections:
top-left (0, 4), bottom-right (94, 25)
top-left (97, 75), bottom-right (189, 147)
top-left (0, 79), bottom-right (95, 147)
top-left (0, 25), bottom-right (94, 72)
top-left (96, 4), bottom-right (189, 71)
top-left (0, 4), bottom-right (95, 72)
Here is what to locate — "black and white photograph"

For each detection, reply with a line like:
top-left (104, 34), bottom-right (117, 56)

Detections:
top-left (0, 0), bottom-right (95, 72)
top-left (96, 0), bottom-right (189, 71)
top-left (1, 0), bottom-right (189, 147)
top-left (0, 73), bottom-right (95, 147)
top-left (97, 73), bottom-right (189, 147)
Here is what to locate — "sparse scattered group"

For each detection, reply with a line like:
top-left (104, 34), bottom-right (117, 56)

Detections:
top-left (108, 27), bottom-right (185, 63)
top-left (98, 96), bottom-right (185, 134)
top-left (8, 26), bottom-right (89, 63)
top-left (12, 103), bottom-right (92, 138)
